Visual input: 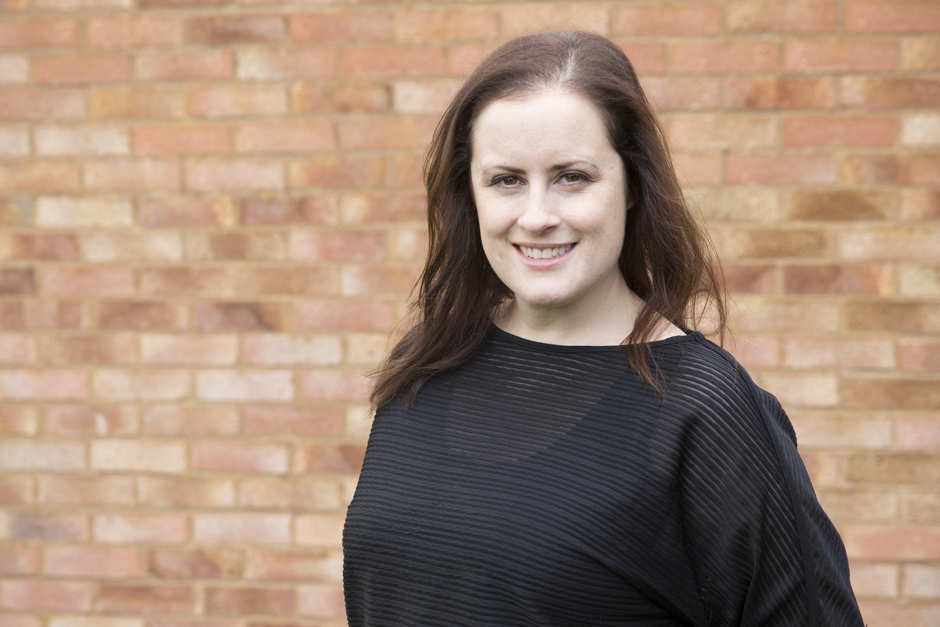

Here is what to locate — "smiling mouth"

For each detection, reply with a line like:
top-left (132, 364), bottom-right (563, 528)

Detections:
top-left (517, 244), bottom-right (574, 260)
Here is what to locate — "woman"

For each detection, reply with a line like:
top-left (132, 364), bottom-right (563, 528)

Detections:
top-left (343, 31), bottom-right (864, 626)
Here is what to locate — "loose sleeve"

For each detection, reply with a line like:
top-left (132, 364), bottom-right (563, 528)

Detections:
top-left (674, 361), bottom-right (864, 627)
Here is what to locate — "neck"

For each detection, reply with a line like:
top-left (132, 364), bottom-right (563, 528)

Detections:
top-left (495, 279), bottom-right (645, 346)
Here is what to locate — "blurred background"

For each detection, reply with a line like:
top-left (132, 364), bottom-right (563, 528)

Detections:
top-left (0, 0), bottom-right (938, 625)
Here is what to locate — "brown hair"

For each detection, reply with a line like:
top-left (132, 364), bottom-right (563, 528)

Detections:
top-left (370, 31), bottom-right (726, 410)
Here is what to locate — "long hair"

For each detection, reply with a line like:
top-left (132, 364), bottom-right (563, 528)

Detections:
top-left (370, 31), bottom-right (726, 410)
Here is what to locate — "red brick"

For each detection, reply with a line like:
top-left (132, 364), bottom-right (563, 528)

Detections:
top-left (0, 88), bottom-right (85, 120)
top-left (340, 192), bottom-right (424, 224)
top-left (343, 46), bottom-right (444, 78)
top-left (35, 53), bottom-right (130, 84)
top-left (149, 548), bottom-right (242, 580)
top-left (903, 564), bottom-right (940, 598)
top-left (843, 155), bottom-right (940, 185)
top-left (724, 76), bottom-right (833, 109)
top-left (135, 50), bottom-right (233, 81)
top-left (846, 300), bottom-right (940, 333)
top-left (341, 264), bottom-right (419, 296)
top-left (902, 37), bottom-right (940, 70)
top-left (243, 406), bottom-right (344, 437)
top-left (243, 549), bottom-right (340, 582)
top-left (295, 442), bottom-right (365, 473)
top-left (196, 370), bottom-right (294, 402)
top-left (668, 114), bottom-right (776, 150)
top-left (903, 113), bottom-right (940, 146)
top-left (296, 583), bottom-right (345, 618)
top-left (94, 514), bottom-right (188, 544)
top-left (138, 477), bottom-right (234, 508)
top-left (88, 16), bottom-right (181, 48)
top-left (613, 42), bottom-right (666, 75)
top-left (846, 2), bottom-right (940, 33)
top-left (192, 442), bottom-right (288, 473)
top-left (188, 16), bottom-right (285, 44)
top-left (0, 269), bottom-right (34, 295)
top-left (729, 297), bottom-right (840, 332)
top-left (291, 82), bottom-right (390, 114)
top-left (138, 194), bottom-right (237, 227)
top-left (295, 299), bottom-right (393, 331)
top-left (37, 195), bottom-right (132, 226)
top-left (193, 513), bottom-right (291, 545)
top-left (613, 2), bottom-right (720, 35)
top-left (0, 581), bottom-right (92, 611)
top-left (140, 0), bottom-right (226, 7)
top-left (671, 40), bottom-right (778, 73)
top-left (0, 162), bottom-right (80, 191)
top-left (41, 334), bottom-right (135, 365)
top-left (447, 43), bottom-right (498, 77)
top-left (140, 334), bottom-right (236, 365)
top-left (0, 300), bottom-right (82, 330)
top-left (0, 441), bottom-right (84, 471)
top-left (41, 268), bottom-right (133, 298)
top-left (239, 476), bottom-right (341, 511)
top-left (0, 125), bottom-right (28, 156)
top-left (0, 334), bottom-right (36, 363)
top-left (45, 546), bottom-right (139, 578)
top-left (89, 86), bottom-right (186, 119)
top-left (784, 39), bottom-right (898, 72)
top-left (816, 489), bottom-right (897, 523)
top-left (140, 267), bottom-right (237, 297)
top-left (291, 11), bottom-right (391, 42)
top-left (38, 475), bottom-right (134, 505)
top-left (194, 301), bottom-right (287, 332)
top-left (839, 226), bottom-right (940, 260)
top-left (900, 339), bottom-right (940, 372)
top-left (97, 584), bottom-right (192, 615)
top-left (759, 372), bottom-right (838, 407)
top-left (185, 159), bottom-right (284, 191)
top-left (241, 334), bottom-right (342, 366)
top-left (91, 440), bottom-right (187, 472)
top-left (346, 332), bottom-right (388, 366)
top-left (83, 231), bottom-right (183, 262)
top-left (391, 78), bottom-right (461, 115)
top-left (843, 77), bottom-right (940, 109)
top-left (134, 124), bottom-right (231, 156)
top-left (289, 229), bottom-right (387, 262)
top-left (784, 264), bottom-right (893, 295)
top-left (294, 515), bottom-right (345, 549)
top-left (721, 264), bottom-right (776, 294)
top-left (84, 158), bottom-right (180, 191)
top-left (204, 586), bottom-right (294, 616)
top-left (93, 369), bottom-right (191, 402)
top-left (854, 601), bottom-right (940, 627)
top-left (290, 155), bottom-right (387, 188)
top-left (234, 121), bottom-right (333, 154)
top-left (727, 1), bottom-right (837, 33)
top-left (641, 77), bottom-right (721, 112)
top-left (0, 233), bottom-right (80, 261)
top-left (843, 377), bottom-right (940, 410)
top-left (0, 545), bottom-right (37, 574)
top-left (184, 230), bottom-right (285, 261)
top-left (727, 153), bottom-right (838, 185)
top-left (338, 115), bottom-right (436, 150)
top-left (0, 476), bottom-right (34, 505)
top-left (786, 190), bottom-right (894, 221)
top-left (240, 195), bottom-right (337, 225)
top-left (724, 333), bottom-right (779, 367)
top-left (237, 48), bottom-right (336, 81)
top-left (848, 562), bottom-right (898, 598)
top-left (0, 405), bottom-right (39, 435)
top-left (392, 228), bottom-right (429, 262)
top-left (499, 3), bottom-right (608, 38)
top-left (0, 18), bottom-right (78, 48)
top-left (896, 415), bottom-right (940, 450)
top-left (784, 115), bottom-right (895, 147)
top-left (783, 335), bottom-right (895, 369)
top-left (395, 7), bottom-right (498, 41)
top-left (93, 301), bottom-right (188, 330)
top-left (143, 405), bottom-right (238, 435)
top-left (5, 512), bottom-right (87, 542)
top-left (900, 264), bottom-right (940, 297)
top-left (0, 370), bottom-right (87, 400)
top-left (844, 526), bottom-right (940, 560)
top-left (189, 85), bottom-right (287, 118)
top-left (239, 266), bottom-right (337, 296)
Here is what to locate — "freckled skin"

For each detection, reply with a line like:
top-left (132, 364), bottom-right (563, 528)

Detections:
top-left (470, 89), bottom-right (659, 346)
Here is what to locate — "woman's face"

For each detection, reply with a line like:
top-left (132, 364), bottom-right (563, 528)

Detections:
top-left (470, 89), bottom-right (629, 321)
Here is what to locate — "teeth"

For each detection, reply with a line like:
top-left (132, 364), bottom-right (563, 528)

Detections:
top-left (519, 245), bottom-right (572, 260)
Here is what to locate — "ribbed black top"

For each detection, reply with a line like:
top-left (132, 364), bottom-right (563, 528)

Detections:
top-left (344, 328), bottom-right (864, 626)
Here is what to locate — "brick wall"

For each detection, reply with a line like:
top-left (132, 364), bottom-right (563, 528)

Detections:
top-left (0, 1), bottom-right (937, 625)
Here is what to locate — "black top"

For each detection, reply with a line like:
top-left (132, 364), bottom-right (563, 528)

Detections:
top-left (344, 328), bottom-right (864, 626)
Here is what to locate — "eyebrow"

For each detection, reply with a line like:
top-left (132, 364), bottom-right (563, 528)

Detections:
top-left (480, 160), bottom-right (598, 177)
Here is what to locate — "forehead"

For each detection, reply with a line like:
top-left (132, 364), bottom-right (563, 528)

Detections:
top-left (470, 89), bottom-right (615, 163)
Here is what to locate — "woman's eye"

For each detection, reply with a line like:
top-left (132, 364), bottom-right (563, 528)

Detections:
top-left (560, 172), bottom-right (587, 184)
top-left (492, 175), bottom-right (521, 187)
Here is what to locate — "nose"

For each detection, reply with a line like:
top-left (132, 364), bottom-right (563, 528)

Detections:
top-left (516, 188), bottom-right (561, 234)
